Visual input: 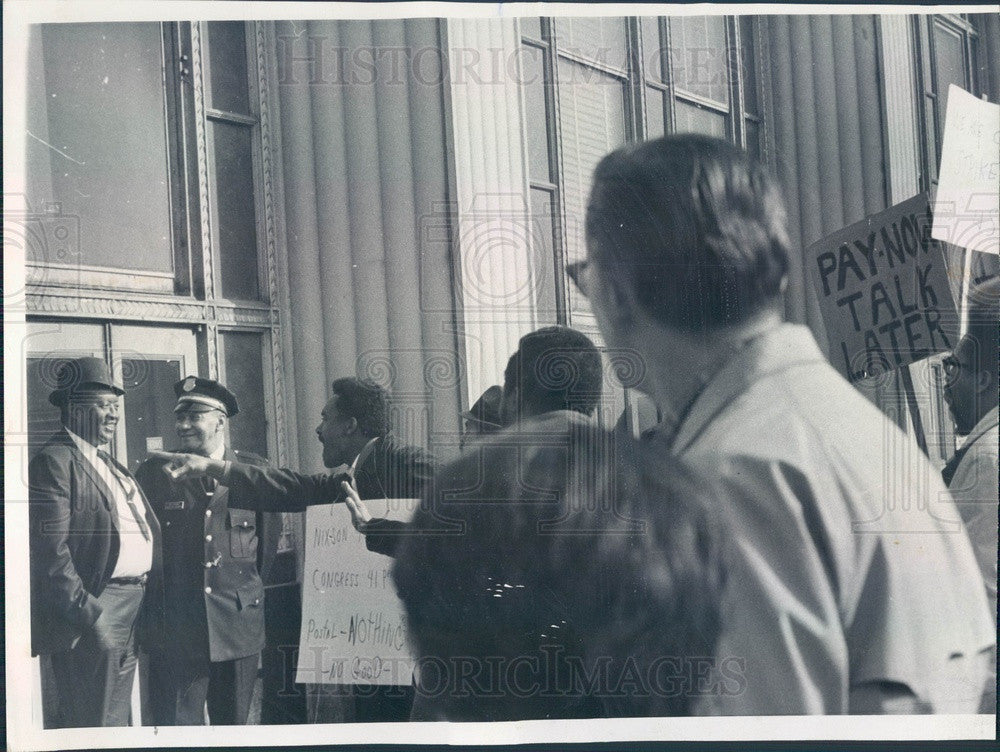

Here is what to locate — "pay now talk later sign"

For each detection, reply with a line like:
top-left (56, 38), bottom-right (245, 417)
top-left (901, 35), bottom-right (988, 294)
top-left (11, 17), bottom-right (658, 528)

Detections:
top-left (808, 193), bottom-right (960, 384)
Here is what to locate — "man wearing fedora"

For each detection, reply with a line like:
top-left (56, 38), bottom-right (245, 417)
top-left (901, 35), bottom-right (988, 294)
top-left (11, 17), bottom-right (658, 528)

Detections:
top-left (29, 356), bottom-right (163, 728)
top-left (135, 376), bottom-right (279, 725)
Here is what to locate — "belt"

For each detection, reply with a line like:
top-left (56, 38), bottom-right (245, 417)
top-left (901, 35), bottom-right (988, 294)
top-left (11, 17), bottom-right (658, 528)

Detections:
top-left (108, 573), bottom-right (149, 586)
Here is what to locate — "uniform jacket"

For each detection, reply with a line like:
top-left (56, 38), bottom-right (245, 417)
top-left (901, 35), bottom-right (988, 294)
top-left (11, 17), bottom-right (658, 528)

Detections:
top-left (136, 447), bottom-right (281, 662)
top-left (29, 429), bottom-right (164, 656)
top-left (947, 406), bottom-right (999, 623)
top-left (225, 434), bottom-right (435, 557)
top-left (662, 323), bottom-right (996, 715)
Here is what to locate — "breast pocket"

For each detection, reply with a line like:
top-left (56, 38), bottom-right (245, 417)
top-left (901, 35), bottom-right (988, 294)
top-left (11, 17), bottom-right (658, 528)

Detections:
top-left (227, 509), bottom-right (257, 559)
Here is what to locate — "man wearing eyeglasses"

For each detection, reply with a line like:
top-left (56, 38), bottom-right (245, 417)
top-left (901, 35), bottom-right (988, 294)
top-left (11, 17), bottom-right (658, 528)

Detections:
top-left (135, 376), bottom-right (279, 726)
top-left (571, 134), bottom-right (995, 714)
top-left (29, 357), bottom-right (162, 728)
top-left (943, 276), bottom-right (999, 626)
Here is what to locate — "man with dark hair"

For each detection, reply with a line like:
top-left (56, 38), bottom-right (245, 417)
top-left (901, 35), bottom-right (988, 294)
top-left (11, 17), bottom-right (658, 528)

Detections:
top-left (150, 376), bottom-right (434, 722)
top-left (30, 357), bottom-right (162, 728)
top-left (392, 422), bottom-right (725, 721)
top-left (460, 385), bottom-right (503, 447)
top-left (573, 133), bottom-right (994, 714)
top-left (944, 276), bottom-right (999, 623)
top-left (500, 325), bottom-right (604, 423)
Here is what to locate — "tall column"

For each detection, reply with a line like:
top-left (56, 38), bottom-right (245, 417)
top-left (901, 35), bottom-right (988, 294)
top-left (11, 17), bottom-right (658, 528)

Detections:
top-left (275, 19), bottom-right (462, 459)
top-left (446, 17), bottom-right (538, 404)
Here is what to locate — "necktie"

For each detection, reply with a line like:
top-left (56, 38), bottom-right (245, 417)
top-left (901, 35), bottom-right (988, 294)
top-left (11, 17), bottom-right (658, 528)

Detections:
top-left (97, 449), bottom-right (152, 541)
top-left (942, 444), bottom-right (970, 487)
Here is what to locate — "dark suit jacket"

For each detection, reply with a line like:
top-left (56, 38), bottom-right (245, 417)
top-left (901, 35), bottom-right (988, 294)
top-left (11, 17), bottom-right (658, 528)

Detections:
top-left (136, 447), bottom-right (282, 662)
top-left (225, 434), bottom-right (435, 557)
top-left (29, 429), bottom-right (163, 656)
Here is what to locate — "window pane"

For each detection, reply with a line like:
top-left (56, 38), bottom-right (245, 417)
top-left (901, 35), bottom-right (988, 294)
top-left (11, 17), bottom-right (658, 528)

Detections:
top-left (521, 45), bottom-right (552, 183)
top-left (669, 16), bottom-right (730, 106)
top-left (28, 23), bottom-right (172, 272)
top-left (521, 16), bottom-right (542, 41)
top-left (222, 330), bottom-right (268, 458)
top-left (205, 21), bottom-right (251, 115)
top-left (641, 16), bottom-right (664, 82)
top-left (740, 15), bottom-right (759, 116)
top-left (530, 188), bottom-right (558, 325)
top-left (675, 100), bottom-right (727, 138)
top-left (745, 118), bottom-right (761, 162)
top-left (122, 357), bottom-right (182, 472)
top-left (933, 22), bottom-right (967, 122)
top-left (553, 17), bottom-right (627, 70)
top-left (24, 321), bottom-right (105, 453)
top-left (208, 121), bottom-right (260, 300)
top-left (646, 87), bottom-right (666, 138)
top-left (557, 58), bottom-right (626, 264)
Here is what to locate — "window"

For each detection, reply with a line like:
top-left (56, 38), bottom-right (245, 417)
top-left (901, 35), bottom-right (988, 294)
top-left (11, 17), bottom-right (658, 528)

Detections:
top-left (519, 14), bottom-right (764, 326)
top-left (26, 23), bottom-right (177, 289)
top-left (518, 15), bottom-right (763, 429)
top-left (913, 15), bottom-right (998, 285)
top-left (25, 20), bottom-right (285, 471)
top-left (204, 21), bottom-right (263, 301)
top-left (25, 21), bottom-right (268, 302)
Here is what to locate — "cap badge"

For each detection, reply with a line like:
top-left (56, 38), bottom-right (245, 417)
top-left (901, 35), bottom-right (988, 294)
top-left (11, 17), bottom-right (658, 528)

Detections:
top-left (182, 377), bottom-right (197, 392)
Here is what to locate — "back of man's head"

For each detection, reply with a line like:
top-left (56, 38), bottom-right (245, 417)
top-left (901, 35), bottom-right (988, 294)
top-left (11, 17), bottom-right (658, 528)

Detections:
top-left (332, 377), bottom-right (390, 437)
top-left (503, 326), bottom-right (603, 419)
top-left (965, 275), bottom-right (1000, 386)
top-left (586, 134), bottom-right (791, 333)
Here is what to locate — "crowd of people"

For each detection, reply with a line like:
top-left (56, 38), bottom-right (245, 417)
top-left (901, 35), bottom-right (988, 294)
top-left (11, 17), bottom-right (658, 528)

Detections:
top-left (29, 134), bottom-right (997, 727)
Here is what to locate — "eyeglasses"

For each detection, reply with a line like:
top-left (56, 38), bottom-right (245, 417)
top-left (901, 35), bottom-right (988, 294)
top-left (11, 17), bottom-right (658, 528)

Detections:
top-left (941, 354), bottom-right (962, 383)
top-left (565, 260), bottom-right (591, 298)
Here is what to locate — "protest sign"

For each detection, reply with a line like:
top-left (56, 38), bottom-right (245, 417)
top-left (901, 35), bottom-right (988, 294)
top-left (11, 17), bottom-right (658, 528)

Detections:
top-left (295, 498), bottom-right (419, 686)
top-left (809, 193), bottom-right (961, 383)
top-left (931, 84), bottom-right (999, 255)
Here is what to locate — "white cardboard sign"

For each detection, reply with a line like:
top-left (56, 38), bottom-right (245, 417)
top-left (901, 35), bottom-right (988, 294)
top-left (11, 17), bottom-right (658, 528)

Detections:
top-left (295, 499), bottom-right (420, 686)
top-left (931, 84), bottom-right (1000, 255)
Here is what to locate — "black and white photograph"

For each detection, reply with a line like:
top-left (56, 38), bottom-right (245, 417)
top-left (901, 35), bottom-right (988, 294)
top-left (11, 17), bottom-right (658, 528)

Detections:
top-left (4, 1), bottom-right (998, 750)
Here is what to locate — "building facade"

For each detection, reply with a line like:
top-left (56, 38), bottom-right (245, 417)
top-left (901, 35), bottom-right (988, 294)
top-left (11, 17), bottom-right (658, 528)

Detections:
top-left (14, 9), bottom-right (999, 725)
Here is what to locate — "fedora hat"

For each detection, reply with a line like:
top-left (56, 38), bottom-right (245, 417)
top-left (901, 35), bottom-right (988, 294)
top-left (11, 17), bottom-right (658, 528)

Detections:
top-left (48, 356), bottom-right (125, 406)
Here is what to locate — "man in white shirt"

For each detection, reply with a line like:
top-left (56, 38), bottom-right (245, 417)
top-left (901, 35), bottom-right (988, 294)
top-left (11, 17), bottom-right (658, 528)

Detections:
top-left (29, 357), bottom-right (162, 728)
top-left (572, 134), bottom-right (995, 714)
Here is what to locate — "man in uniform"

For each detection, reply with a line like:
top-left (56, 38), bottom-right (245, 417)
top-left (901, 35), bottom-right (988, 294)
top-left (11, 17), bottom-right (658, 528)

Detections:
top-left (136, 376), bottom-right (278, 725)
top-left (150, 376), bottom-right (434, 722)
top-left (30, 357), bottom-right (162, 728)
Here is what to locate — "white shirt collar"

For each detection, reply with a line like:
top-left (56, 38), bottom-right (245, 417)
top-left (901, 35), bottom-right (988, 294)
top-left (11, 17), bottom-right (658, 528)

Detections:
top-left (965, 406), bottom-right (1000, 447)
top-left (64, 426), bottom-right (107, 459)
top-left (351, 436), bottom-right (381, 472)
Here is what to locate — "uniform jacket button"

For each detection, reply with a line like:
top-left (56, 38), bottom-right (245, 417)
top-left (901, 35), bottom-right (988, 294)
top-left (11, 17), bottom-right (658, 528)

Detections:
top-left (204, 586), bottom-right (212, 594)
top-left (205, 509), bottom-right (212, 517)
top-left (205, 534), bottom-right (213, 541)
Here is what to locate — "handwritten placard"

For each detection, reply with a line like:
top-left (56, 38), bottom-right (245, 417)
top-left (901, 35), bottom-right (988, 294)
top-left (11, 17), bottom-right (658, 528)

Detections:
top-left (295, 498), bottom-right (420, 686)
top-left (931, 84), bottom-right (1000, 255)
top-left (809, 193), bottom-right (961, 383)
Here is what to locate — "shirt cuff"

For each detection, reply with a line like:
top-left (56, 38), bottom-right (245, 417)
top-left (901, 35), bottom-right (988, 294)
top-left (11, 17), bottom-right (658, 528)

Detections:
top-left (215, 459), bottom-right (233, 483)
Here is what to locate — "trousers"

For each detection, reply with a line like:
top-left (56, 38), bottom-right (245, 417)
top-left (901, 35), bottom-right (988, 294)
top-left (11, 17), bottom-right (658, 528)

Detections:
top-left (149, 651), bottom-right (258, 725)
top-left (48, 582), bottom-right (145, 728)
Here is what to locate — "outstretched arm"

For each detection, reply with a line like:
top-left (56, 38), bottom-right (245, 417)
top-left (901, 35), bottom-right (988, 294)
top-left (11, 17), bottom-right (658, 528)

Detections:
top-left (148, 450), bottom-right (350, 513)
